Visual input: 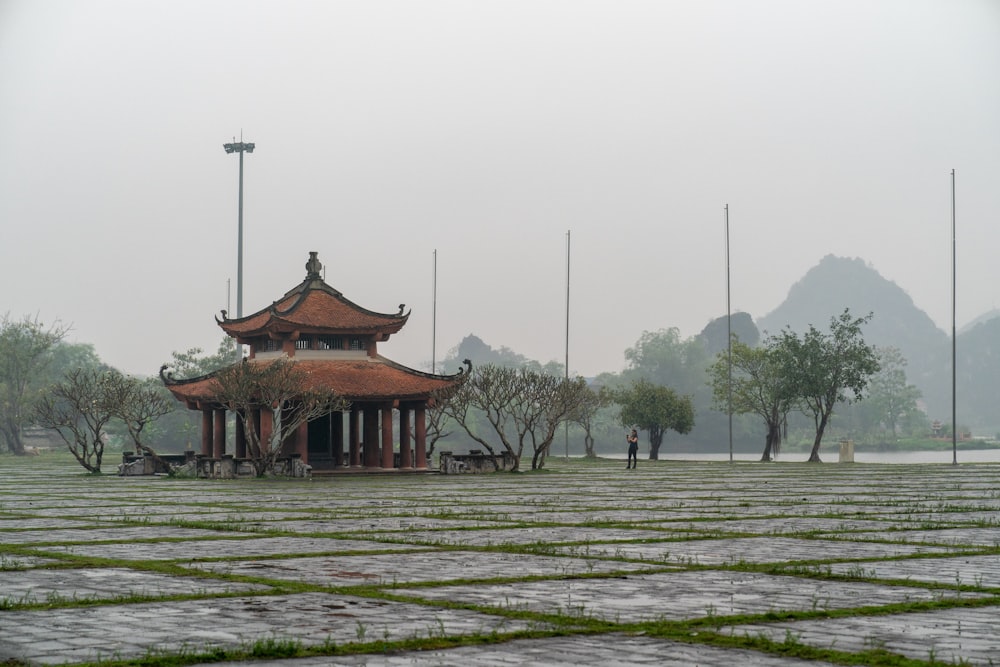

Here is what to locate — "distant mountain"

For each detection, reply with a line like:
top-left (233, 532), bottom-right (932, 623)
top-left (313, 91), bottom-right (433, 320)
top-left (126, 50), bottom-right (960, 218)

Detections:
top-left (954, 317), bottom-right (1000, 433)
top-left (959, 309), bottom-right (1000, 335)
top-left (756, 255), bottom-right (950, 417)
top-left (753, 255), bottom-right (996, 431)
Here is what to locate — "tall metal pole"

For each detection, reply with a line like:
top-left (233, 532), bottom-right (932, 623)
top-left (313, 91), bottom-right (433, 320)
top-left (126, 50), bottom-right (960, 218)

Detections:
top-left (237, 149), bottom-right (245, 318)
top-left (223, 137), bottom-right (255, 319)
top-left (725, 205), bottom-right (733, 463)
top-left (951, 169), bottom-right (957, 465)
top-left (432, 249), bottom-right (438, 374)
top-left (564, 229), bottom-right (571, 459)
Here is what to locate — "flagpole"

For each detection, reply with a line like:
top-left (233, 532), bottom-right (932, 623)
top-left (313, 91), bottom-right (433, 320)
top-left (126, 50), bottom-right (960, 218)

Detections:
top-left (432, 249), bottom-right (437, 374)
top-left (564, 229), bottom-right (571, 459)
top-left (951, 170), bottom-right (957, 465)
top-left (725, 204), bottom-right (733, 463)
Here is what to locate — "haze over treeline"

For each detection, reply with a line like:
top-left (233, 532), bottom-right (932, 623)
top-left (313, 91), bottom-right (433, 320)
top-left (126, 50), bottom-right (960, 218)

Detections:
top-left (439, 255), bottom-right (998, 441)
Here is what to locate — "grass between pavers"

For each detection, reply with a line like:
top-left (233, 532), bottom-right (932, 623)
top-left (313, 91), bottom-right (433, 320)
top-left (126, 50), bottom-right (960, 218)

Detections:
top-left (3, 454), bottom-right (1000, 665)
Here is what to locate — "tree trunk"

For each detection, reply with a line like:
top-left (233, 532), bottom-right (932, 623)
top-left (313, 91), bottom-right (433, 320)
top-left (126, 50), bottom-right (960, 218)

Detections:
top-left (807, 414), bottom-right (828, 462)
top-left (0, 420), bottom-right (26, 455)
top-left (648, 428), bottom-right (662, 460)
top-left (760, 429), bottom-right (773, 462)
top-left (761, 420), bottom-right (781, 462)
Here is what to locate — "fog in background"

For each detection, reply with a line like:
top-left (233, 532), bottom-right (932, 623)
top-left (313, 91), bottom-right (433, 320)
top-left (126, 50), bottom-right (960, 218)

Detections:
top-left (2, 1), bottom-right (998, 378)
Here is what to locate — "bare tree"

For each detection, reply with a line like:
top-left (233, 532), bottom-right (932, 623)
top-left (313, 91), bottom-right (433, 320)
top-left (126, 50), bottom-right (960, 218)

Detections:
top-left (34, 368), bottom-right (115, 472)
top-left (104, 374), bottom-right (175, 469)
top-left (569, 385), bottom-right (611, 458)
top-left (443, 364), bottom-right (591, 471)
top-left (212, 359), bottom-right (349, 476)
top-left (0, 314), bottom-right (68, 455)
top-left (426, 359), bottom-right (471, 457)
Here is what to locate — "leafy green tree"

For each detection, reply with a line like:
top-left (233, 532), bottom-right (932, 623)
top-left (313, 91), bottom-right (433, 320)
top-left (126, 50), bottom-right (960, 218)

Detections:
top-left (168, 336), bottom-right (241, 379)
top-left (614, 379), bottom-right (694, 459)
top-left (621, 328), bottom-right (723, 452)
top-left (861, 346), bottom-right (923, 441)
top-left (624, 328), bottom-right (709, 393)
top-left (779, 310), bottom-right (880, 462)
top-left (0, 314), bottom-right (68, 455)
top-left (34, 368), bottom-right (116, 472)
top-left (45, 342), bottom-right (106, 381)
top-left (708, 337), bottom-right (795, 461)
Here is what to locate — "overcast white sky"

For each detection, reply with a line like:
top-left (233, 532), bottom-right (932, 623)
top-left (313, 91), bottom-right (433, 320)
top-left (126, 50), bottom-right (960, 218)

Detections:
top-left (1, 0), bottom-right (998, 378)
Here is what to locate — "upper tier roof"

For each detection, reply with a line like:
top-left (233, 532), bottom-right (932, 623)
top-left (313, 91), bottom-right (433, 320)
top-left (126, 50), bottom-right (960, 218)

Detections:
top-left (218, 251), bottom-right (409, 339)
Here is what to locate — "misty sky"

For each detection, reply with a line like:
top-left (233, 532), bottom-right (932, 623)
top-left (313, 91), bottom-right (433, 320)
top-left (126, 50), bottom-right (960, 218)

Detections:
top-left (1, 1), bottom-right (998, 379)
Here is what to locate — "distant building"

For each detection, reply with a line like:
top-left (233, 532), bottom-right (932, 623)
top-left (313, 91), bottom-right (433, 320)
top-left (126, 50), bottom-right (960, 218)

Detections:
top-left (161, 252), bottom-right (465, 472)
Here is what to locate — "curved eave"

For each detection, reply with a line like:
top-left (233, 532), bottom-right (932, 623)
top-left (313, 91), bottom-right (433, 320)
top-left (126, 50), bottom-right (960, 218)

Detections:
top-left (159, 364), bottom-right (226, 409)
top-left (159, 357), bottom-right (468, 408)
top-left (217, 278), bottom-right (409, 337)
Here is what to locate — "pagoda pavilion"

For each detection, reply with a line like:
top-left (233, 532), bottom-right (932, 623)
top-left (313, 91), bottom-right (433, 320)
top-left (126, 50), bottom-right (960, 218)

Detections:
top-left (161, 251), bottom-right (466, 473)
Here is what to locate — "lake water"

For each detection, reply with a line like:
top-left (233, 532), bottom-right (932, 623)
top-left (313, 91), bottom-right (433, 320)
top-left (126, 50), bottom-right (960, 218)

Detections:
top-left (600, 449), bottom-right (1000, 464)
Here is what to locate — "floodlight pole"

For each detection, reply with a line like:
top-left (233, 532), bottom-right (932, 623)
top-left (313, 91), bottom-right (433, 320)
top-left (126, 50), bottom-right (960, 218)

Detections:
top-left (223, 138), bottom-right (255, 318)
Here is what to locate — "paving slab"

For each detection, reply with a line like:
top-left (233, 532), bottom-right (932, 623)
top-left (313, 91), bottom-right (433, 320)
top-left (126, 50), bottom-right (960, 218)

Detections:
top-left (189, 633), bottom-right (840, 666)
top-left (258, 516), bottom-right (516, 533)
top-left (0, 592), bottom-right (540, 666)
top-left (365, 526), bottom-right (682, 547)
top-left (37, 536), bottom-right (419, 561)
top-left (0, 526), bottom-right (232, 544)
top-left (726, 605), bottom-right (1000, 666)
top-left (188, 550), bottom-right (658, 586)
top-left (554, 536), bottom-right (950, 564)
top-left (802, 554), bottom-right (1000, 587)
top-left (390, 570), bottom-right (974, 622)
top-left (0, 567), bottom-right (269, 604)
top-left (837, 526), bottom-right (1000, 546)
top-left (660, 517), bottom-right (961, 534)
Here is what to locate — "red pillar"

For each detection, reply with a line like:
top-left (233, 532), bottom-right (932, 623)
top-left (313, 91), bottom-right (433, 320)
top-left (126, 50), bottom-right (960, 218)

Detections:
top-left (381, 403), bottom-right (394, 469)
top-left (349, 407), bottom-right (361, 467)
top-left (295, 421), bottom-right (308, 463)
top-left (414, 404), bottom-right (428, 469)
top-left (332, 411), bottom-right (344, 467)
top-left (213, 408), bottom-right (226, 458)
top-left (201, 409), bottom-right (212, 457)
top-left (364, 407), bottom-right (380, 467)
top-left (235, 413), bottom-right (246, 458)
top-left (399, 405), bottom-right (412, 469)
top-left (260, 408), bottom-right (274, 456)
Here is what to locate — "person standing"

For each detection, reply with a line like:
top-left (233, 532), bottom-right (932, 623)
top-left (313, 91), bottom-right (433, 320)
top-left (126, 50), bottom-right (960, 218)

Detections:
top-left (626, 429), bottom-right (639, 469)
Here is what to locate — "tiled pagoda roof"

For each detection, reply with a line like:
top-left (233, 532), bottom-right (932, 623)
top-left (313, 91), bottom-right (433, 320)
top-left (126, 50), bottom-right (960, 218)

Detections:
top-left (161, 357), bottom-right (469, 408)
top-left (217, 253), bottom-right (408, 339)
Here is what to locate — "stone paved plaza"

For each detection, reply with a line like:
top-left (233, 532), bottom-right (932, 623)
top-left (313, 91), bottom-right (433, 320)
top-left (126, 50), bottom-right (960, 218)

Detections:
top-left (1, 455), bottom-right (999, 666)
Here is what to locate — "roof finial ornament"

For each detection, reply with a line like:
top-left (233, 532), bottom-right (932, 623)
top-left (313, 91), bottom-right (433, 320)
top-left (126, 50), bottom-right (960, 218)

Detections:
top-left (305, 251), bottom-right (323, 280)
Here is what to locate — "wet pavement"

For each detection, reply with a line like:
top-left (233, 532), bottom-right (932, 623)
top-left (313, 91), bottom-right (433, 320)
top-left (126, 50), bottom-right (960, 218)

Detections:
top-left (1, 455), bottom-right (999, 665)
